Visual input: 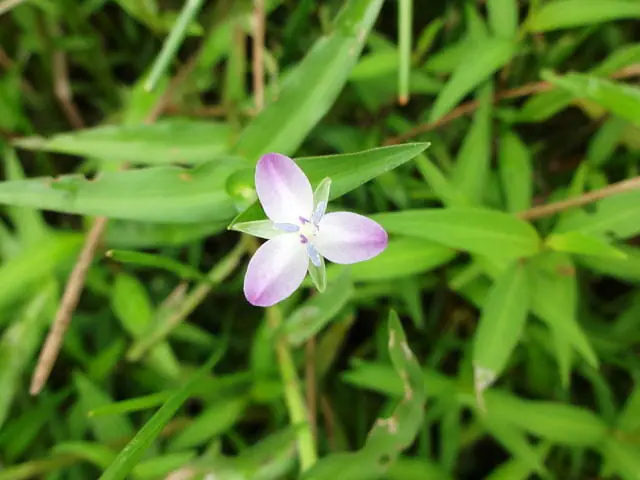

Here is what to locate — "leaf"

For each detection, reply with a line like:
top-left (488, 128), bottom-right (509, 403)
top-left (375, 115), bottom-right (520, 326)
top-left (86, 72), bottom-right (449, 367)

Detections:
top-left (451, 83), bottom-right (492, 204)
top-left (373, 208), bottom-right (541, 260)
top-left (587, 116), bottom-right (628, 167)
top-left (324, 237), bottom-right (456, 283)
top-left (0, 283), bottom-right (55, 429)
top-left (387, 458), bottom-right (452, 480)
top-left (13, 119), bottom-right (232, 165)
top-left (0, 159), bottom-right (245, 224)
top-left (473, 261), bottom-right (530, 398)
top-left (429, 37), bottom-right (516, 122)
top-left (528, 0), bottom-right (640, 32)
top-left (528, 252), bottom-right (598, 368)
top-left (555, 189), bottom-right (640, 240)
top-left (52, 442), bottom-right (117, 470)
top-left (0, 233), bottom-right (82, 315)
top-left (602, 437), bottom-right (640, 480)
top-left (485, 392), bottom-right (608, 446)
top-left (228, 143), bottom-right (430, 225)
top-left (232, 0), bottom-right (384, 160)
top-left (543, 71), bottom-right (640, 127)
top-left (74, 373), bottom-right (135, 444)
top-left (132, 452), bottom-right (197, 480)
top-left (89, 392), bottom-right (174, 418)
top-left (98, 351), bottom-right (223, 480)
top-left (107, 250), bottom-right (209, 282)
top-left (168, 395), bottom-right (248, 450)
top-left (545, 231), bottom-right (627, 259)
top-left (284, 270), bottom-right (353, 346)
top-left (498, 130), bottom-right (533, 212)
top-left (105, 220), bottom-right (226, 249)
top-left (487, 0), bottom-right (519, 38)
top-left (302, 312), bottom-right (426, 480)
top-left (576, 244), bottom-right (640, 282)
top-left (111, 273), bottom-right (181, 378)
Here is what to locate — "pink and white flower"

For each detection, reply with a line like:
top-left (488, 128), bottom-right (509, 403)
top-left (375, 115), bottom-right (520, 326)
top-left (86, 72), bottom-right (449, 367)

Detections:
top-left (237, 153), bottom-right (388, 307)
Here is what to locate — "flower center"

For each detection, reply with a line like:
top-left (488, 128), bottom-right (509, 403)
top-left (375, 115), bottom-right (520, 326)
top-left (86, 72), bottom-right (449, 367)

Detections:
top-left (299, 219), bottom-right (318, 240)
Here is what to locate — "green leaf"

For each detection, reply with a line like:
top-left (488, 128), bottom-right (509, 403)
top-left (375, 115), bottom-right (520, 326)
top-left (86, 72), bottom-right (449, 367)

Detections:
top-left (587, 116), bottom-right (628, 167)
top-left (0, 233), bottom-right (82, 315)
top-left (0, 283), bottom-right (55, 429)
top-left (98, 351), bottom-right (223, 480)
top-left (545, 231), bottom-right (627, 259)
top-left (555, 189), bottom-right (640, 240)
top-left (105, 220), bottom-right (226, 249)
top-left (229, 143), bottom-right (430, 225)
top-left (373, 208), bottom-right (541, 260)
top-left (498, 130), bottom-right (533, 212)
top-left (74, 373), bottom-right (135, 444)
top-left (168, 395), bottom-right (248, 450)
top-left (387, 458), bottom-right (452, 480)
top-left (0, 159), bottom-right (244, 224)
top-left (543, 72), bottom-right (640, 127)
top-left (52, 442), bottom-right (117, 470)
top-left (132, 452), bottom-right (197, 480)
top-left (473, 261), bottom-right (530, 397)
top-left (324, 237), bottom-right (455, 282)
top-left (485, 392), bottom-right (608, 446)
top-left (107, 250), bottom-right (209, 282)
top-left (232, 0), bottom-right (384, 160)
top-left (528, 253), bottom-right (598, 369)
top-left (303, 312), bottom-right (426, 480)
top-left (89, 392), bottom-right (175, 418)
top-left (13, 120), bottom-right (232, 165)
top-left (602, 437), bottom-right (640, 480)
top-left (111, 273), bottom-right (181, 378)
top-left (451, 83), bottom-right (492, 204)
top-left (284, 270), bottom-right (353, 346)
top-left (528, 0), bottom-right (640, 32)
top-left (487, 0), bottom-right (519, 38)
top-left (429, 37), bottom-right (515, 122)
top-left (576, 244), bottom-right (640, 282)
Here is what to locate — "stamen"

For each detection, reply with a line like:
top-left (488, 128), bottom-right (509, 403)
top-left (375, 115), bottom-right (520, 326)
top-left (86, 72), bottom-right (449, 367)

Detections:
top-left (274, 222), bottom-right (299, 233)
top-left (306, 243), bottom-right (321, 267)
top-left (300, 235), bottom-right (308, 244)
top-left (311, 201), bottom-right (327, 224)
top-left (299, 216), bottom-right (309, 224)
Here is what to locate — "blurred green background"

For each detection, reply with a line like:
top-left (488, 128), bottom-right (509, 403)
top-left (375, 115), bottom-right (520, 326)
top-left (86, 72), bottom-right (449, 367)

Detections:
top-left (1, 0), bottom-right (640, 479)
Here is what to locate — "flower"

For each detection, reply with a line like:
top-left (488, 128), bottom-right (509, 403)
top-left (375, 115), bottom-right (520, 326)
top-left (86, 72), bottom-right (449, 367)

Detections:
top-left (238, 153), bottom-right (388, 307)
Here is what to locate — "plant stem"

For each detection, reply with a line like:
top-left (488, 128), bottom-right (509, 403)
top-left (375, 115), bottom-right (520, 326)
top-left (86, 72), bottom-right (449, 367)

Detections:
top-left (267, 306), bottom-right (317, 472)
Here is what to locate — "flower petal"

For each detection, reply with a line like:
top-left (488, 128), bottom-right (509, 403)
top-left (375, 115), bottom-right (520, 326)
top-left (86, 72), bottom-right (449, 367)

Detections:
top-left (255, 153), bottom-right (313, 223)
top-left (244, 234), bottom-right (308, 307)
top-left (314, 212), bottom-right (388, 264)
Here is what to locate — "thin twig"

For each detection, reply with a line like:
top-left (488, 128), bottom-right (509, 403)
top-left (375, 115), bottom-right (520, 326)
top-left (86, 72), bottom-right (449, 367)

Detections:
top-left (518, 175), bottom-right (640, 221)
top-left (30, 216), bottom-right (108, 394)
top-left (51, 25), bottom-right (85, 129)
top-left (384, 64), bottom-right (640, 145)
top-left (252, 0), bottom-right (265, 111)
top-left (320, 394), bottom-right (337, 451)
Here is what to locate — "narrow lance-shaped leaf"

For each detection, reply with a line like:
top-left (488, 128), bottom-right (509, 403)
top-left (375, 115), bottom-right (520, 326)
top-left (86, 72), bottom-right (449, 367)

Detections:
top-left (429, 37), bottom-right (515, 122)
top-left (302, 311), bottom-right (426, 480)
top-left (13, 119), bottom-right (233, 165)
top-left (373, 208), bottom-right (541, 260)
top-left (528, 0), bottom-right (640, 32)
top-left (233, 0), bottom-right (384, 160)
top-left (0, 159), bottom-right (245, 224)
top-left (543, 71), bottom-right (640, 127)
top-left (451, 82), bottom-right (492, 204)
top-left (498, 130), bottom-right (532, 213)
top-left (228, 143), bottom-right (430, 226)
top-left (473, 261), bottom-right (530, 405)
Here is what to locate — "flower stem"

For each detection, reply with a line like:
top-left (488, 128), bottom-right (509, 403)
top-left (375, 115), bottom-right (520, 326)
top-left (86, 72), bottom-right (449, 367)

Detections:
top-left (267, 306), bottom-right (317, 471)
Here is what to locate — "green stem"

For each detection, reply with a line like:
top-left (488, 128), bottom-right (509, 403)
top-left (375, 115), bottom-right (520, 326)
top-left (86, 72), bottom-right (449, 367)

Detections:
top-left (267, 306), bottom-right (317, 471)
